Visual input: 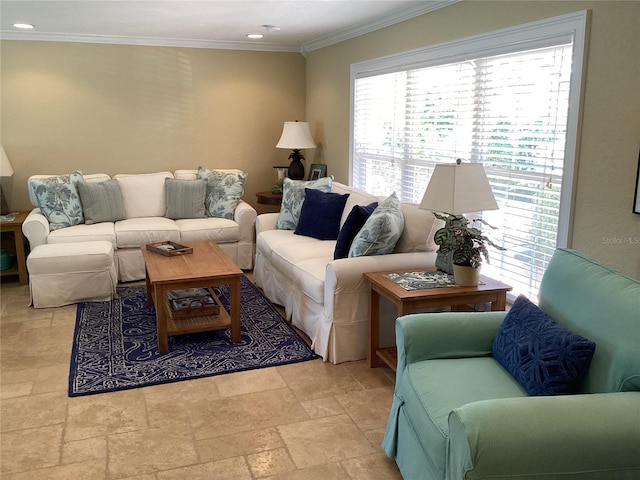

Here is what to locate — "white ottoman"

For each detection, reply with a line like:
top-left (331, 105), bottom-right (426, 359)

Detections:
top-left (27, 241), bottom-right (118, 308)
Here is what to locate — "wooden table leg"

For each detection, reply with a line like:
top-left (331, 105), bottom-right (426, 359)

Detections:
top-left (230, 277), bottom-right (241, 343)
top-left (491, 292), bottom-right (507, 311)
top-left (14, 229), bottom-right (28, 285)
top-left (145, 268), bottom-right (153, 305)
top-left (155, 284), bottom-right (169, 353)
top-left (369, 288), bottom-right (380, 368)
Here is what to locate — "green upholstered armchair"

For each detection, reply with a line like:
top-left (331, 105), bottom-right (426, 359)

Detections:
top-left (382, 248), bottom-right (640, 479)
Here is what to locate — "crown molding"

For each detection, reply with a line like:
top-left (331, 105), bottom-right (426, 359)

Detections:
top-left (301, 0), bottom-right (460, 54)
top-left (0, 0), bottom-right (459, 54)
top-left (0, 31), bottom-right (302, 53)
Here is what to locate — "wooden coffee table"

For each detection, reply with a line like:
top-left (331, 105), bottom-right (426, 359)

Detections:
top-left (141, 240), bottom-right (243, 353)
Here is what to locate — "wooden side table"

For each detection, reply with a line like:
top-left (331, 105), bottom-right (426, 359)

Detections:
top-left (256, 191), bottom-right (283, 206)
top-left (365, 268), bottom-right (512, 370)
top-left (0, 211), bottom-right (30, 285)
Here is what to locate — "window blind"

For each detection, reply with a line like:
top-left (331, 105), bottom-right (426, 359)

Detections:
top-left (352, 35), bottom-right (579, 299)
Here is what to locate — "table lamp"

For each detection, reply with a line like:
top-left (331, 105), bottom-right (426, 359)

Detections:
top-left (276, 121), bottom-right (316, 180)
top-left (419, 159), bottom-right (498, 273)
top-left (0, 145), bottom-right (14, 215)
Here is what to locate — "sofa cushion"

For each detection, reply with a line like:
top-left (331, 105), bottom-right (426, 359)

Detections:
top-left (197, 167), bottom-right (247, 219)
top-left (114, 217), bottom-right (180, 248)
top-left (176, 218), bottom-right (240, 243)
top-left (492, 295), bottom-right (596, 395)
top-left (402, 357), bottom-right (526, 478)
top-left (29, 171), bottom-right (84, 230)
top-left (271, 236), bottom-right (335, 280)
top-left (349, 192), bottom-right (404, 257)
top-left (256, 229), bottom-right (303, 264)
top-left (47, 222), bottom-right (117, 248)
top-left (77, 179), bottom-right (126, 224)
top-left (334, 202), bottom-right (378, 259)
top-left (277, 176), bottom-right (333, 230)
top-left (114, 172), bottom-right (173, 218)
top-left (258, 229), bottom-right (335, 287)
top-left (294, 189), bottom-right (350, 240)
top-left (165, 178), bottom-right (207, 220)
top-left (331, 182), bottom-right (379, 229)
top-left (394, 203), bottom-right (439, 253)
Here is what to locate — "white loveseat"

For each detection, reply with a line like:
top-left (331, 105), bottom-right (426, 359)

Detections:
top-left (254, 181), bottom-right (440, 364)
top-left (23, 169), bottom-right (257, 282)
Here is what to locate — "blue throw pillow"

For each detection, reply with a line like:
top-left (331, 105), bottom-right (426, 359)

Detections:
top-left (333, 202), bottom-right (378, 259)
top-left (294, 189), bottom-right (350, 240)
top-left (492, 295), bottom-right (596, 395)
top-left (276, 176), bottom-right (333, 230)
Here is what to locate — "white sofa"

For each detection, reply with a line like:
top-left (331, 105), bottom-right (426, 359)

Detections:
top-left (254, 181), bottom-right (440, 364)
top-left (23, 169), bottom-right (257, 282)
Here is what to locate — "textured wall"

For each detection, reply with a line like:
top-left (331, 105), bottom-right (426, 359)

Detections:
top-left (1, 42), bottom-right (306, 212)
top-left (306, 1), bottom-right (640, 279)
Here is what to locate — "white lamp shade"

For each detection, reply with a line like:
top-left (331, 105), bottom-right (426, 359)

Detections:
top-left (276, 122), bottom-right (317, 149)
top-left (0, 146), bottom-right (14, 177)
top-left (419, 162), bottom-right (498, 214)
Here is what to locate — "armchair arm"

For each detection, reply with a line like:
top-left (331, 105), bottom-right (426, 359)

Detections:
top-left (233, 200), bottom-right (257, 245)
top-left (255, 213), bottom-right (279, 236)
top-left (396, 312), bottom-right (506, 368)
top-left (448, 392), bottom-right (640, 479)
top-left (22, 208), bottom-right (50, 249)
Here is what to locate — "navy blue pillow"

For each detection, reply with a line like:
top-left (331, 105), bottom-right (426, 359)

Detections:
top-left (333, 201), bottom-right (378, 259)
top-left (492, 295), bottom-right (596, 395)
top-left (294, 189), bottom-right (350, 240)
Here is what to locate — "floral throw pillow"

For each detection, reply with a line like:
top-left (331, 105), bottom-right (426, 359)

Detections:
top-left (276, 176), bottom-right (333, 230)
top-left (348, 192), bottom-right (404, 257)
top-left (29, 171), bottom-right (84, 230)
top-left (197, 167), bottom-right (248, 219)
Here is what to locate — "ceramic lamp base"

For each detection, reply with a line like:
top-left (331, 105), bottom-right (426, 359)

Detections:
top-left (288, 158), bottom-right (305, 180)
top-left (453, 264), bottom-right (480, 286)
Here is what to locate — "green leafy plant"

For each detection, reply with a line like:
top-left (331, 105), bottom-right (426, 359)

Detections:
top-left (433, 212), bottom-right (506, 268)
top-left (271, 178), bottom-right (284, 194)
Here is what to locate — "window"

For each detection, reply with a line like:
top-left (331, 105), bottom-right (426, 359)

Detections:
top-left (350, 12), bottom-right (588, 299)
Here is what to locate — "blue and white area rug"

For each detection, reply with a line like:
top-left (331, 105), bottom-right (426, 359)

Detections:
top-left (69, 276), bottom-right (317, 396)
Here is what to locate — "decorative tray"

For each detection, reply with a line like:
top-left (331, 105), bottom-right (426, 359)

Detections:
top-left (146, 241), bottom-right (193, 256)
top-left (167, 287), bottom-right (220, 320)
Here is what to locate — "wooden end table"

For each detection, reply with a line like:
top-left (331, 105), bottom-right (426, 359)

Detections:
top-left (0, 211), bottom-right (30, 285)
top-left (141, 240), bottom-right (243, 353)
top-left (256, 191), bottom-right (282, 206)
top-left (365, 268), bottom-right (512, 370)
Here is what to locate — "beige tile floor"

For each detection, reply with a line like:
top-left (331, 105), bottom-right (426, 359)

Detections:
top-left (0, 279), bottom-right (402, 480)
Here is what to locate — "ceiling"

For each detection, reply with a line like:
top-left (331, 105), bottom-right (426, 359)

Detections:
top-left (0, 0), bottom-right (457, 54)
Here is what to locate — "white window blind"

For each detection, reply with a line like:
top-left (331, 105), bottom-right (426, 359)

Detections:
top-left (351, 13), bottom-right (587, 299)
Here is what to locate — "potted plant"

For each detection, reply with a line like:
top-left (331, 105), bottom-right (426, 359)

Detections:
top-left (433, 212), bottom-right (505, 286)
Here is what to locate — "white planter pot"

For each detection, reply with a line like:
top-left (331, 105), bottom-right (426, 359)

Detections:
top-left (453, 264), bottom-right (480, 286)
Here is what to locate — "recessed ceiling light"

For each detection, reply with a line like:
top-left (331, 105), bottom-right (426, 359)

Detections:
top-left (246, 33), bottom-right (264, 39)
top-left (13, 23), bottom-right (35, 29)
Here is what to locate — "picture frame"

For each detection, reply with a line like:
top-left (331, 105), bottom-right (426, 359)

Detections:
top-left (308, 163), bottom-right (327, 181)
top-left (634, 149), bottom-right (640, 214)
